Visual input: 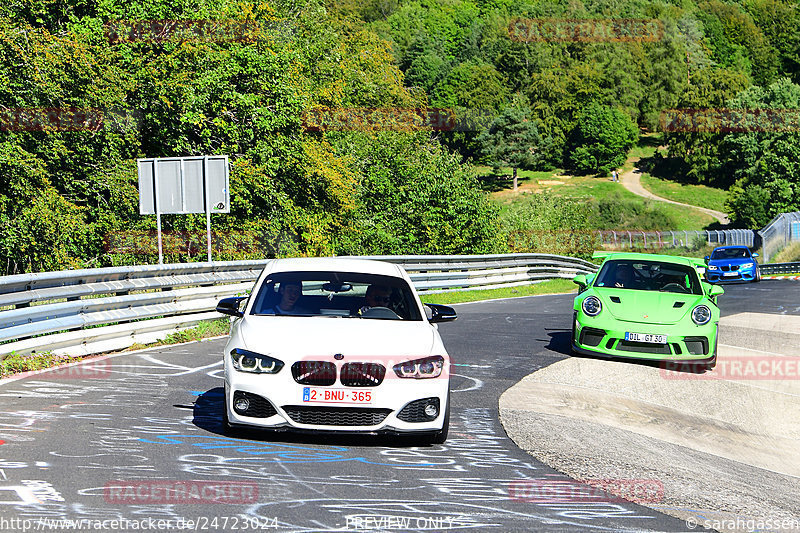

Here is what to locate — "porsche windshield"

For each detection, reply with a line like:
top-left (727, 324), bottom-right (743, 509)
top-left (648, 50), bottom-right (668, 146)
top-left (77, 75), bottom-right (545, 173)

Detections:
top-left (594, 260), bottom-right (703, 294)
top-left (250, 271), bottom-right (423, 320)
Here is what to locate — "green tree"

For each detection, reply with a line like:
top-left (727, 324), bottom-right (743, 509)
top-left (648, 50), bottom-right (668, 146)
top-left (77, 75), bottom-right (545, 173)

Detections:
top-left (721, 78), bottom-right (800, 227)
top-left (476, 102), bottom-right (543, 190)
top-left (567, 102), bottom-right (638, 175)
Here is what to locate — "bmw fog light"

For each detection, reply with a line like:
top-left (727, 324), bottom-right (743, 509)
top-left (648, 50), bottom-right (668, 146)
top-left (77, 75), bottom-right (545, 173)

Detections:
top-left (234, 397), bottom-right (250, 413)
top-left (424, 403), bottom-right (439, 419)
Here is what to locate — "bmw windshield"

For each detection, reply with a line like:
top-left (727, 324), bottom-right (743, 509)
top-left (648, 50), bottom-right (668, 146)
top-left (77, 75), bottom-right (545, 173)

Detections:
top-left (249, 271), bottom-right (423, 320)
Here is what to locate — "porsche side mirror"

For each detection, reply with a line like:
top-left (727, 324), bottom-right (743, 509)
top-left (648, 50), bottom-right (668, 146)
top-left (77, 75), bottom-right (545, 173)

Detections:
top-left (708, 285), bottom-right (724, 297)
top-left (573, 274), bottom-right (587, 289)
top-left (424, 303), bottom-right (457, 323)
top-left (216, 296), bottom-right (247, 317)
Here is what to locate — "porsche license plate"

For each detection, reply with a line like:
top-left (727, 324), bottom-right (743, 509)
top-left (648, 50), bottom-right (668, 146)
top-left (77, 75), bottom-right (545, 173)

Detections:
top-left (302, 387), bottom-right (373, 404)
top-left (625, 332), bottom-right (667, 344)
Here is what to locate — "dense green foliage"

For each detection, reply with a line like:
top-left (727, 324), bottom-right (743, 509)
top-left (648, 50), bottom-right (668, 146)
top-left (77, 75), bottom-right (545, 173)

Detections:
top-left (4, 0), bottom-right (800, 273)
top-left (0, 0), bottom-right (499, 273)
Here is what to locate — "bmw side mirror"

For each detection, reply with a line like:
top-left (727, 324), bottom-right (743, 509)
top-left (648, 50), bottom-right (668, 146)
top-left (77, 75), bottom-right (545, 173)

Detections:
top-left (752, 253), bottom-right (759, 258)
top-left (704, 256), bottom-right (710, 263)
top-left (424, 303), bottom-right (457, 323)
top-left (216, 296), bottom-right (247, 317)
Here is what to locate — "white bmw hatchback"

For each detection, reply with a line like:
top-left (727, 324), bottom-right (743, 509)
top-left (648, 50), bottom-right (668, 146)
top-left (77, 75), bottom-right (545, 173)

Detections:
top-left (215, 257), bottom-right (456, 444)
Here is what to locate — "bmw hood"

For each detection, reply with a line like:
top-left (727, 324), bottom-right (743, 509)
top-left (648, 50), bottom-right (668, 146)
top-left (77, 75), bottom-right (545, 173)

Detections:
top-left (237, 316), bottom-right (439, 359)
top-left (594, 288), bottom-right (705, 325)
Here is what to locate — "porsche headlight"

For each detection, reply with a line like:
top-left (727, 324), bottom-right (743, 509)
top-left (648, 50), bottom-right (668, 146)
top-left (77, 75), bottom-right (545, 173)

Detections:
top-left (393, 356), bottom-right (444, 379)
top-left (581, 296), bottom-right (602, 317)
top-left (691, 305), bottom-right (711, 325)
top-left (230, 348), bottom-right (284, 374)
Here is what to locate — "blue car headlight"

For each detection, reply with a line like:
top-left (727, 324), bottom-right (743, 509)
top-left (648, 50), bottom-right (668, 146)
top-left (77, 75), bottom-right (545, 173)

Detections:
top-left (741, 262), bottom-right (754, 269)
top-left (707, 265), bottom-right (718, 271)
top-left (230, 348), bottom-right (284, 374)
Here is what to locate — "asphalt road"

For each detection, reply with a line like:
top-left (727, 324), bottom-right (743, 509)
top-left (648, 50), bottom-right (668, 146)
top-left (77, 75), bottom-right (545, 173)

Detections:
top-left (0, 280), bottom-right (795, 533)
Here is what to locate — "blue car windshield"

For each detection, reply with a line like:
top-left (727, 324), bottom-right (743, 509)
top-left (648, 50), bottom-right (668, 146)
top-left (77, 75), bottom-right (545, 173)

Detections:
top-left (594, 260), bottom-right (703, 294)
top-left (711, 248), bottom-right (749, 260)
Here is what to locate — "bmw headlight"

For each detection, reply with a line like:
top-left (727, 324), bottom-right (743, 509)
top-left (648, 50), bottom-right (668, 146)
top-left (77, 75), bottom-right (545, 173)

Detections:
top-left (707, 265), bottom-right (718, 271)
top-left (691, 305), bottom-right (711, 325)
top-left (230, 348), bottom-right (284, 374)
top-left (393, 356), bottom-right (444, 379)
top-left (741, 262), bottom-right (754, 269)
top-left (581, 296), bottom-right (602, 317)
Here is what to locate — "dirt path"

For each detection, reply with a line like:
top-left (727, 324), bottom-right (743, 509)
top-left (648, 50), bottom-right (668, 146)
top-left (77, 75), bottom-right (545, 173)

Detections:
top-left (620, 158), bottom-right (730, 225)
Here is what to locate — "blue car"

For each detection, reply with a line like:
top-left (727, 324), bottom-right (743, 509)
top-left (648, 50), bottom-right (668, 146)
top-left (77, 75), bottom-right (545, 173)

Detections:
top-left (704, 246), bottom-right (760, 283)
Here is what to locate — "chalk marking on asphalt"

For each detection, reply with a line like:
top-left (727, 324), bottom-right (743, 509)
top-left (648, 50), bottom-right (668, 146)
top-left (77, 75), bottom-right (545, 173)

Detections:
top-left (451, 374), bottom-right (483, 392)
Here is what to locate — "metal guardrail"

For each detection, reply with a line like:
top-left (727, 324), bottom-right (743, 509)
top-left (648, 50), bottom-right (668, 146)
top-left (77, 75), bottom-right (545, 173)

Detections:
top-left (0, 254), bottom-right (597, 358)
top-left (760, 262), bottom-right (800, 275)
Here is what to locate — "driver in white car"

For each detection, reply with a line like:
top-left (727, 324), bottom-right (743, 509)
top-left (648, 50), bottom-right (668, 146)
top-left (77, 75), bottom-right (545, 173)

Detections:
top-left (359, 284), bottom-right (391, 315)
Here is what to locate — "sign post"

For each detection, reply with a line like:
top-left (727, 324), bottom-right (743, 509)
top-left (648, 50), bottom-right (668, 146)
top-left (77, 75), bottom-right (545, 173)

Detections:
top-left (137, 156), bottom-right (230, 264)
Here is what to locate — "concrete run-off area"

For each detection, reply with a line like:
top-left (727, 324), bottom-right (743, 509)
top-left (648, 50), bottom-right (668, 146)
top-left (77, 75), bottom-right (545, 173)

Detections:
top-left (500, 311), bottom-right (800, 532)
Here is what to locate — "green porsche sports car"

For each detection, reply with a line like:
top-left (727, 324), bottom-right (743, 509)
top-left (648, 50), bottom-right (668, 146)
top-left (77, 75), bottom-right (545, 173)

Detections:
top-left (572, 252), bottom-right (723, 368)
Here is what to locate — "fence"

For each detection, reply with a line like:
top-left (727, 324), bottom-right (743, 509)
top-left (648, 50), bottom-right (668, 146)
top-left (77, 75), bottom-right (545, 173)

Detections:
top-left (598, 229), bottom-right (754, 250)
top-left (757, 211), bottom-right (800, 262)
top-left (0, 254), bottom-right (597, 359)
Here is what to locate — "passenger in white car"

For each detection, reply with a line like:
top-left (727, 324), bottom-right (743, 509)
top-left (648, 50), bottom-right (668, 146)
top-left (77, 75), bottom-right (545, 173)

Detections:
top-left (273, 281), bottom-right (312, 315)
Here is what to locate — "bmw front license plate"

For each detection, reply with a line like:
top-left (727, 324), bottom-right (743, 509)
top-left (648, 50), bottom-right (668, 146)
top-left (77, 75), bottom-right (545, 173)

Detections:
top-left (625, 332), bottom-right (667, 344)
top-left (302, 387), bottom-right (373, 404)
top-left (723, 272), bottom-right (738, 277)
